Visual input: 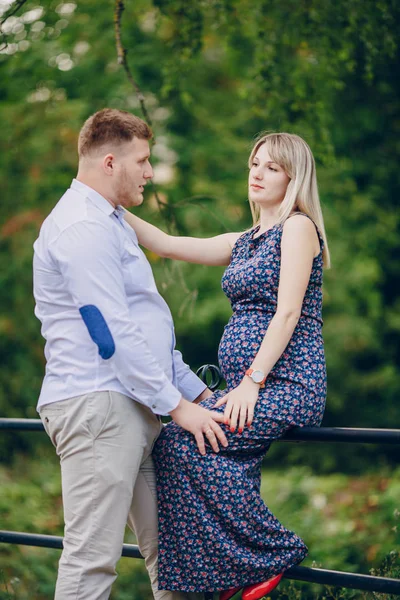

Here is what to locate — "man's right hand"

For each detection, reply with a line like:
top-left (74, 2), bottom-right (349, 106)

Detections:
top-left (169, 398), bottom-right (228, 456)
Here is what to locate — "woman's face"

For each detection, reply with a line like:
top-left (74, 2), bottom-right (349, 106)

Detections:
top-left (248, 144), bottom-right (290, 209)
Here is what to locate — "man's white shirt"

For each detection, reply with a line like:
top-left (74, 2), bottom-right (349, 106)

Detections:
top-left (33, 179), bottom-right (206, 414)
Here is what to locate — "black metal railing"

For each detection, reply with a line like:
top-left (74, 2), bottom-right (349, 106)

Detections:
top-left (1, 365), bottom-right (400, 597)
top-left (1, 416), bottom-right (400, 445)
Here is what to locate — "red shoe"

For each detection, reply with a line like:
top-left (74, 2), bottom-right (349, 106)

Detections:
top-left (242, 573), bottom-right (283, 600)
top-left (219, 587), bottom-right (242, 600)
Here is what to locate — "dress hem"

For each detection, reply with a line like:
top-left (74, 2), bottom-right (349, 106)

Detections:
top-left (158, 555), bottom-right (307, 593)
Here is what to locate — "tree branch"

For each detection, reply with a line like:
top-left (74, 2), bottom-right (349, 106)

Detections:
top-left (0, 0), bottom-right (29, 51)
top-left (114, 0), bottom-right (181, 234)
top-left (114, 0), bottom-right (152, 126)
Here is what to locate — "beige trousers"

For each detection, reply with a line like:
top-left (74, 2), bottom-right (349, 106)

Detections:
top-left (40, 391), bottom-right (201, 600)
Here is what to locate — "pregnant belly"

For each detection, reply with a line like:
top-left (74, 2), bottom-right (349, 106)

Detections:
top-left (218, 311), bottom-right (326, 396)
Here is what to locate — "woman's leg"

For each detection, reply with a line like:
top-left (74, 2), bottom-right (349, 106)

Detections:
top-left (153, 391), bottom-right (308, 593)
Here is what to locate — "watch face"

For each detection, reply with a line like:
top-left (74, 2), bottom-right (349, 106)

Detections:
top-left (252, 370), bottom-right (265, 383)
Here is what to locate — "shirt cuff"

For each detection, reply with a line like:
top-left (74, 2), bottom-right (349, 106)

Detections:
top-left (177, 370), bottom-right (207, 403)
top-left (151, 379), bottom-right (182, 416)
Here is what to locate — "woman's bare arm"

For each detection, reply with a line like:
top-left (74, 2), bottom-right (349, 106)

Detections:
top-left (216, 214), bottom-right (320, 429)
top-left (248, 214), bottom-right (319, 375)
top-left (124, 210), bottom-right (241, 266)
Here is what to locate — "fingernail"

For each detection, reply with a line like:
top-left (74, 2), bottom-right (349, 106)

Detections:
top-left (238, 428), bottom-right (243, 434)
top-left (230, 427), bottom-right (235, 433)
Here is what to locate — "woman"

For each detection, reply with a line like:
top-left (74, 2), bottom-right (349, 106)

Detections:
top-left (124, 133), bottom-right (330, 600)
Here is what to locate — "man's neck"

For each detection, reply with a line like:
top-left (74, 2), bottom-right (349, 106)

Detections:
top-left (75, 173), bottom-right (116, 208)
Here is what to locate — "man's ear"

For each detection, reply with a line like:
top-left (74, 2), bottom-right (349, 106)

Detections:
top-left (103, 153), bottom-right (115, 176)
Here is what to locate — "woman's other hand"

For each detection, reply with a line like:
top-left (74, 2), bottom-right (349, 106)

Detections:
top-left (215, 378), bottom-right (260, 432)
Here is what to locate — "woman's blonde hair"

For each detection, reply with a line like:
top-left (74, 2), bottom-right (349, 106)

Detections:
top-left (248, 132), bottom-right (330, 268)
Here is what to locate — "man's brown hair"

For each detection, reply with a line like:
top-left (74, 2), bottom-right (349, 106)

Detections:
top-left (78, 108), bottom-right (152, 157)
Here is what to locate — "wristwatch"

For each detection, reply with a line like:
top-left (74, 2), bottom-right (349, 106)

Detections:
top-left (245, 368), bottom-right (267, 387)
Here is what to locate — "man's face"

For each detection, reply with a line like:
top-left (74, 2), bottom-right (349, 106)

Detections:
top-left (114, 138), bottom-right (153, 208)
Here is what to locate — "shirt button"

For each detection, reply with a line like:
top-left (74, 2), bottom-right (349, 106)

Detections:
top-left (152, 404), bottom-right (156, 409)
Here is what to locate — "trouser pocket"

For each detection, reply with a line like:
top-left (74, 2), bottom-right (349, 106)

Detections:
top-left (39, 403), bottom-right (69, 448)
top-left (84, 392), bottom-right (113, 440)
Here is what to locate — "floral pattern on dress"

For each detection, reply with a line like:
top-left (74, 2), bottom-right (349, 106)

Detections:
top-left (153, 218), bottom-right (327, 593)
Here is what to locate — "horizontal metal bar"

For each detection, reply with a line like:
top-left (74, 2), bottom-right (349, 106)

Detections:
top-left (0, 530), bottom-right (142, 559)
top-left (282, 426), bottom-right (400, 444)
top-left (286, 565), bottom-right (400, 594)
top-left (1, 531), bottom-right (399, 594)
top-left (0, 418), bottom-right (44, 431)
top-left (1, 418), bottom-right (400, 444)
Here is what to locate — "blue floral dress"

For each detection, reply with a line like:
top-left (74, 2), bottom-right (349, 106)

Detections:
top-left (153, 217), bottom-right (327, 593)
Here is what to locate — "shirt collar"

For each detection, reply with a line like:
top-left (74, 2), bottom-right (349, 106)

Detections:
top-left (70, 179), bottom-right (116, 217)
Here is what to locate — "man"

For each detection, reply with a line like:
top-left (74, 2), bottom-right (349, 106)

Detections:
top-left (33, 108), bottom-right (227, 600)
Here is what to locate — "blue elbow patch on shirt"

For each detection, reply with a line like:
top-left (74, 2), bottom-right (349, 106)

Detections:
top-left (79, 305), bottom-right (115, 359)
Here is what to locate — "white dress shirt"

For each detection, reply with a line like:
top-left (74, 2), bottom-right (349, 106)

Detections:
top-left (33, 179), bottom-right (206, 414)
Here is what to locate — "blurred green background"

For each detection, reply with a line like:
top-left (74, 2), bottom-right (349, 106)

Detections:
top-left (0, 0), bottom-right (399, 597)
